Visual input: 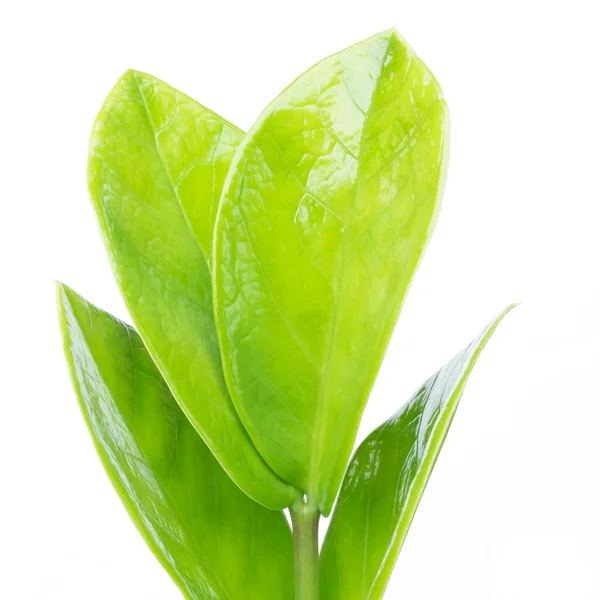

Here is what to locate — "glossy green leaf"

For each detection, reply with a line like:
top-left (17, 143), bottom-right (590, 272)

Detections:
top-left (88, 70), bottom-right (298, 509)
top-left (212, 29), bottom-right (449, 514)
top-left (57, 283), bottom-right (294, 600)
top-left (319, 305), bottom-right (515, 599)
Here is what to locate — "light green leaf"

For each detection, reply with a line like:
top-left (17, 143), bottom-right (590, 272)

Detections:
top-left (212, 29), bottom-right (449, 514)
top-left (57, 283), bottom-right (294, 600)
top-left (319, 305), bottom-right (516, 599)
top-left (88, 70), bottom-right (298, 509)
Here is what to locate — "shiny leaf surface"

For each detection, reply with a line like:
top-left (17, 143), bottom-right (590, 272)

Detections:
top-left (88, 70), bottom-right (298, 509)
top-left (57, 283), bottom-right (294, 600)
top-left (213, 29), bottom-right (449, 514)
top-left (319, 305), bottom-right (515, 599)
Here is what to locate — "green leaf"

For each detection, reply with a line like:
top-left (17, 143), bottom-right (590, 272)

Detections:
top-left (212, 29), bottom-right (449, 514)
top-left (57, 283), bottom-right (294, 600)
top-left (87, 70), bottom-right (298, 509)
top-left (319, 305), bottom-right (516, 599)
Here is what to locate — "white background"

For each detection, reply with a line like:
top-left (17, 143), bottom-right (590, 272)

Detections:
top-left (1, 0), bottom-right (599, 598)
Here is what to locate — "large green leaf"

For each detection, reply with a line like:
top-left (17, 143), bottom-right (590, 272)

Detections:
top-left (319, 305), bottom-right (515, 599)
top-left (212, 29), bottom-right (449, 514)
top-left (88, 70), bottom-right (298, 509)
top-left (57, 283), bottom-right (294, 600)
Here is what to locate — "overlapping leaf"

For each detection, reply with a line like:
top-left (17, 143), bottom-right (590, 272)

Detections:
top-left (319, 306), bottom-right (515, 599)
top-left (88, 71), bottom-right (297, 509)
top-left (57, 284), bottom-right (294, 600)
top-left (212, 29), bottom-right (449, 514)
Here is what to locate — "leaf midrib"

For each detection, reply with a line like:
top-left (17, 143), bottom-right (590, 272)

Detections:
top-left (131, 71), bottom-right (210, 263)
top-left (127, 71), bottom-right (292, 493)
top-left (307, 35), bottom-right (395, 508)
top-left (68, 297), bottom-right (235, 600)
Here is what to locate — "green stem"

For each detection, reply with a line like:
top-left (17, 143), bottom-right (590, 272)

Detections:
top-left (290, 499), bottom-right (320, 600)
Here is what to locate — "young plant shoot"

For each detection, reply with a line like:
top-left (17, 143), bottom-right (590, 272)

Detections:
top-left (58, 28), bottom-right (514, 600)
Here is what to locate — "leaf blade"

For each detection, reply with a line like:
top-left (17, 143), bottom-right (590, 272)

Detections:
top-left (57, 283), bottom-right (294, 600)
top-left (87, 70), bottom-right (298, 509)
top-left (319, 305), bottom-right (516, 599)
top-left (213, 29), bottom-right (449, 513)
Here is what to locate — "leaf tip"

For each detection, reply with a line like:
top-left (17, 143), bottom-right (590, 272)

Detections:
top-left (502, 302), bottom-right (521, 319)
top-left (55, 282), bottom-right (86, 324)
top-left (55, 280), bottom-right (67, 306)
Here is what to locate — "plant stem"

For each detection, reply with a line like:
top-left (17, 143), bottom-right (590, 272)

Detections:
top-left (290, 498), bottom-right (320, 600)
